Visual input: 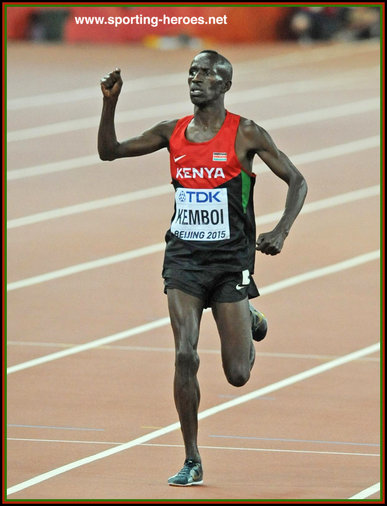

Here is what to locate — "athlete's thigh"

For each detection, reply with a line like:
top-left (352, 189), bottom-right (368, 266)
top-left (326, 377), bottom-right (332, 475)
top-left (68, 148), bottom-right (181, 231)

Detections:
top-left (212, 298), bottom-right (252, 364)
top-left (167, 288), bottom-right (205, 350)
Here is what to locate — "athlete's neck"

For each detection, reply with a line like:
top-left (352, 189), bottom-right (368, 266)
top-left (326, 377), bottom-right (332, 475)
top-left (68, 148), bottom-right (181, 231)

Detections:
top-left (192, 104), bottom-right (227, 132)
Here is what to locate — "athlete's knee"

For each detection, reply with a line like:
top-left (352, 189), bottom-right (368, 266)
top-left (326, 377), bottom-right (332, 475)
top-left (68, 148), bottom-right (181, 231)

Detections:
top-left (225, 364), bottom-right (250, 387)
top-left (175, 346), bottom-right (200, 375)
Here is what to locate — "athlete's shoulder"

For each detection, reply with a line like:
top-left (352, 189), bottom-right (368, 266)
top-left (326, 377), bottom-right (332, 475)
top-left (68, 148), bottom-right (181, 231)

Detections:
top-left (236, 116), bottom-right (266, 145)
top-left (151, 119), bottom-right (179, 140)
top-left (238, 116), bottom-right (260, 133)
top-left (156, 118), bottom-right (179, 131)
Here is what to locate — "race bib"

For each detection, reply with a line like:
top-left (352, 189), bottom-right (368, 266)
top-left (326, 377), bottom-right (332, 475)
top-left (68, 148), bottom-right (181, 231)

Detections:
top-left (171, 188), bottom-right (230, 241)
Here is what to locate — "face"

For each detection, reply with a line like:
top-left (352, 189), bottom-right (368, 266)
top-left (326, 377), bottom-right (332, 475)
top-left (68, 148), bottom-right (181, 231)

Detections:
top-left (188, 54), bottom-right (230, 105)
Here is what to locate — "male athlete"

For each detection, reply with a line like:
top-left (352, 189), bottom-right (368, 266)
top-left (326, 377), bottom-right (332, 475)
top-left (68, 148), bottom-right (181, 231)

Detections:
top-left (98, 50), bottom-right (308, 486)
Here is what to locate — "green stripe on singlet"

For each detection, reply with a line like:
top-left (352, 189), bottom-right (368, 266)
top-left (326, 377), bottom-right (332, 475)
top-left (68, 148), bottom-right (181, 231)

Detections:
top-left (241, 170), bottom-right (251, 213)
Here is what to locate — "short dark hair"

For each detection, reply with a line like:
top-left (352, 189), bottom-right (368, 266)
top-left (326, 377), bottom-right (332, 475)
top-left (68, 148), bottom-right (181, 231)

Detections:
top-left (196, 50), bottom-right (233, 81)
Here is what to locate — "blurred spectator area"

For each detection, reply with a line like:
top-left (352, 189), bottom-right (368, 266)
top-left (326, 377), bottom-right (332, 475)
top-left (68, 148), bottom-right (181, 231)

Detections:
top-left (7, 7), bottom-right (68, 41)
top-left (6, 6), bottom-right (295, 43)
top-left (286, 6), bottom-right (380, 43)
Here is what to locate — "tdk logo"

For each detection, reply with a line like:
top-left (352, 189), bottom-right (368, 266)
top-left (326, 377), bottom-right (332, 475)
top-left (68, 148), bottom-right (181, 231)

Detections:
top-left (181, 190), bottom-right (222, 203)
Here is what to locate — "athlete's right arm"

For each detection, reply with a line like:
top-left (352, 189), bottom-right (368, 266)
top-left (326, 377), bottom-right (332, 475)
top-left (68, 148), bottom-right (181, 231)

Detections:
top-left (98, 68), bottom-right (176, 161)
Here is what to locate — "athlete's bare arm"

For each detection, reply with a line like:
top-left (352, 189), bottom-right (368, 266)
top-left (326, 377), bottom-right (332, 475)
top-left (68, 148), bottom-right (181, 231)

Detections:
top-left (236, 118), bottom-right (308, 255)
top-left (98, 68), bottom-right (177, 161)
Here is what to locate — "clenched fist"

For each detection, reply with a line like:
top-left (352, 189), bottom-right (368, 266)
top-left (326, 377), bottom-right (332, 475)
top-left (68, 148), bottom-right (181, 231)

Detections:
top-left (100, 68), bottom-right (123, 99)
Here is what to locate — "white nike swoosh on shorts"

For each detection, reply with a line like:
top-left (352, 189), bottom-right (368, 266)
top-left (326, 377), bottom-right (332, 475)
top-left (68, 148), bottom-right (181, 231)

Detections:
top-left (236, 284), bottom-right (249, 290)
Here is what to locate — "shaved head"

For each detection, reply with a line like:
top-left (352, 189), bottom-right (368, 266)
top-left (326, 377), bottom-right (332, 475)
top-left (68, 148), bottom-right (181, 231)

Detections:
top-left (195, 50), bottom-right (233, 82)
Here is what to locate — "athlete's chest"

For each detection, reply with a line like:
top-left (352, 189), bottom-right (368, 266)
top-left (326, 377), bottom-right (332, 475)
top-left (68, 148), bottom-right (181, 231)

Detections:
top-left (184, 123), bottom-right (222, 143)
top-left (170, 145), bottom-right (241, 189)
top-left (169, 113), bottom-right (245, 188)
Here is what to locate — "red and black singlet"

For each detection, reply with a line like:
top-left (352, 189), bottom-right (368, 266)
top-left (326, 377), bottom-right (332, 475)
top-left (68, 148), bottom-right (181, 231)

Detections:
top-left (163, 110), bottom-right (257, 273)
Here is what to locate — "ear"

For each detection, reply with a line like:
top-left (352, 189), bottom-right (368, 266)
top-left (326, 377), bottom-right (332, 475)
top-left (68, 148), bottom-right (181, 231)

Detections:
top-left (222, 80), bottom-right (232, 93)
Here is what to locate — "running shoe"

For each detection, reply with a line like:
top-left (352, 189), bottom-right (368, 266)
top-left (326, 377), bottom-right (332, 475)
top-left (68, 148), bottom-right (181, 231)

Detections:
top-left (249, 302), bottom-right (268, 342)
top-left (168, 459), bottom-right (203, 486)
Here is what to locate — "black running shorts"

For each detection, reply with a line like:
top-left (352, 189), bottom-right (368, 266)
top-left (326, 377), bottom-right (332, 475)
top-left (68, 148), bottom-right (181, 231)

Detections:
top-left (162, 268), bottom-right (260, 308)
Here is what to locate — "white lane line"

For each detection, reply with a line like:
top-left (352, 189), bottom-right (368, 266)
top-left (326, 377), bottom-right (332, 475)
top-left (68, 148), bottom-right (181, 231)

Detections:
top-left (141, 443), bottom-right (379, 457)
top-left (7, 243), bottom-right (165, 292)
top-left (7, 136), bottom-right (380, 226)
top-left (208, 435), bottom-right (380, 446)
top-left (8, 435), bottom-right (379, 447)
top-left (7, 82), bottom-right (379, 143)
top-left (7, 186), bottom-right (380, 291)
top-left (7, 317), bottom-right (170, 374)
top-left (7, 438), bottom-right (121, 445)
top-left (7, 154), bottom-right (100, 181)
top-left (6, 438), bottom-right (379, 457)
top-left (260, 251), bottom-right (379, 296)
top-left (260, 185), bottom-right (379, 221)
top-left (267, 135), bottom-right (379, 167)
top-left (6, 341), bottom-right (380, 496)
top-left (8, 424), bottom-right (103, 431)
top-left (7, 250), bottom-right (380, 375)
top-left (7, 43), bottom-right (377, 110)
top-left (3, 64), bottom-right (280, 111)
top-left (349, 482), bottom-right (380, 499)
top-left (7, 127), bottom-right (379, 183)
top-left (7, 185), bottom-right (173, 228)
top-left (4, 54), bottom-right (299, 110)
top-left (260, 98), bottom-right (379, 131)
top-left (6, 341), bottom-right (380, 363)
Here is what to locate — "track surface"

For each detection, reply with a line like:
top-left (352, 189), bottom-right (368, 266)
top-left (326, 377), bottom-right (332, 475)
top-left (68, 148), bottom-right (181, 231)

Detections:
top-left (6, 40), bottom-right (381, 501)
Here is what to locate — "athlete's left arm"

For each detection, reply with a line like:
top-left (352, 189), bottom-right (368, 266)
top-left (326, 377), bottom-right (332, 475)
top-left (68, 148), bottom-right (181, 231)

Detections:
top-left (241, 119), bottom-right (308, 255)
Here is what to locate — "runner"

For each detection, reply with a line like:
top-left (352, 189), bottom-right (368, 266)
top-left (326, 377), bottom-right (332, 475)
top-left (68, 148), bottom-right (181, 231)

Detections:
top-left (98, 49), bottom-right (308, 486)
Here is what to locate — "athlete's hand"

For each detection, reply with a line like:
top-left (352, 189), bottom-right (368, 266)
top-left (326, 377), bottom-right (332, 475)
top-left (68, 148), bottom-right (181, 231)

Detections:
top-left (256, 230), bottom-right (287, 255)
top-left (100, 68), bottom-right (123, 99)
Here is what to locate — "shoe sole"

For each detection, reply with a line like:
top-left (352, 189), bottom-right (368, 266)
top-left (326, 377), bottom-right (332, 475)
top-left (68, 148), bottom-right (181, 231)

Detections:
top-left (168, 480), bottom-right (203, 486)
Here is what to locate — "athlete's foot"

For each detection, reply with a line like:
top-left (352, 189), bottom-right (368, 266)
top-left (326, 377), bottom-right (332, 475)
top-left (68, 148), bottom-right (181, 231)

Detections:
top-left (168, 459), bottom-right (203, 486)
top-left (249, 302), bottom-right (268, 342)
